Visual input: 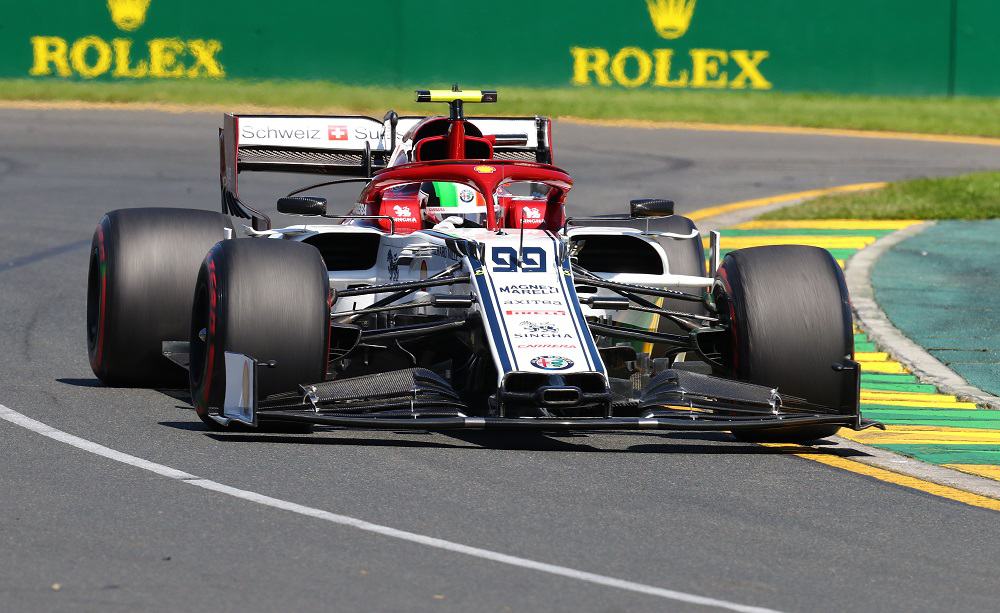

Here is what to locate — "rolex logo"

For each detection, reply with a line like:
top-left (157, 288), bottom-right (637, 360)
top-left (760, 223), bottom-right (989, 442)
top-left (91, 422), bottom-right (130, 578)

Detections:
top-left (30, 0), bottom-right (225, 80)
top-left (645, 0), bottom-right (696, 40)
top-left (107, 0), bottom-right (151, 32)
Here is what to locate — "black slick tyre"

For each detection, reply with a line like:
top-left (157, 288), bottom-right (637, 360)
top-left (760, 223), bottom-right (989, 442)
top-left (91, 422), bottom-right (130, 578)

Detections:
top-left (188, 239), bottom-right (330, 428)
top-left (713, 245), bottom-right (855, 443)
top-left (87, 208), bottom-right (231, 387)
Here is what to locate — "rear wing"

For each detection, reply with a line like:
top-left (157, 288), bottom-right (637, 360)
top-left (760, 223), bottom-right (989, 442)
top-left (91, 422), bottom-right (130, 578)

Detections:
top-left (220, 112), bottom-right (552, 229)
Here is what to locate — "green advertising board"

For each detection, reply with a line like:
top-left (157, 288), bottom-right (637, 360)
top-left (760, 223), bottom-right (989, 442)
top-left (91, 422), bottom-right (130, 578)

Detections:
top-left (0, 0), bottom-right (995, 96)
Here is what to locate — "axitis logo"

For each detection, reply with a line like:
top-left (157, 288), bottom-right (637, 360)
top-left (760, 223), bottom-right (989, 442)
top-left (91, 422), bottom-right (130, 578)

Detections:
top-left (29, 0), bottom-right (225, 80)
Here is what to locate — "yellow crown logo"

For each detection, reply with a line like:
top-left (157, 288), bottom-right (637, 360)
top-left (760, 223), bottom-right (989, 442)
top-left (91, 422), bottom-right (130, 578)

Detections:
top-left (645, 0), bottom-right (696, 40)
top-left (107, 0), bottom-right (151, 32)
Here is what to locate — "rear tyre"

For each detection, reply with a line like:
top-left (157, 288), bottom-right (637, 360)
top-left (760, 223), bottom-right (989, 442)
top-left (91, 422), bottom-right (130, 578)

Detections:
top-left (713, 245), bottom-right (854, 443)
top-left (87, 208), bottom-right (231, 387)
top-left (188, 239), bottom-right (330, 428)
top-left (652, 215), bottom-right (708, 356)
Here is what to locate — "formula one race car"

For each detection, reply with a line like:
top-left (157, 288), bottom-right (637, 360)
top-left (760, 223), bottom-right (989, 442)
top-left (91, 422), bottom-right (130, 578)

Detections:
top-left (86, 88), bottom-right (880, 442)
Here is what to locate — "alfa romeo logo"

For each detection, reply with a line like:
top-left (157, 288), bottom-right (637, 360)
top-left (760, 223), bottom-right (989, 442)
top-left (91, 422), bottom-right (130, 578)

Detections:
top-left (530, 356), bottom-right (574, 371)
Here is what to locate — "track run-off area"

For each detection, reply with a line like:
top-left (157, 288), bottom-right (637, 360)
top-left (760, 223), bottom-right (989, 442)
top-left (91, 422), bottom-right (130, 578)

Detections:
top-left (2, 106), bottom-right (1000, 612)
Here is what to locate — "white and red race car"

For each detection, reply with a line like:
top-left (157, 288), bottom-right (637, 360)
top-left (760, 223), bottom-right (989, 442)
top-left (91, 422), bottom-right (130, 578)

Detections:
top-left (86, 88), bottom-right (879, 442)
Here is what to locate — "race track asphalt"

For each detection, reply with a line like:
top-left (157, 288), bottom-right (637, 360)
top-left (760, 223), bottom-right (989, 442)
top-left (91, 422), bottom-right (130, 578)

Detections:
top-left (2, 107), bottom-right (1000, 613)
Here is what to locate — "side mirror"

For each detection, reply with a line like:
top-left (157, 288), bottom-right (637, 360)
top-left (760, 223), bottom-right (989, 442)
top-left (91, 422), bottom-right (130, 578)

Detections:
top-left (630, 198), bottom-right (674, 218)
top-left (277, 196), bottom-right (327, 216)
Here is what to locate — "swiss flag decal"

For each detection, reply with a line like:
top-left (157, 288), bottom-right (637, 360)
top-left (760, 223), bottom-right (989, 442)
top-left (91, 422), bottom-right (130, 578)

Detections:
top-left (328, 125), bottom-right (349, 140)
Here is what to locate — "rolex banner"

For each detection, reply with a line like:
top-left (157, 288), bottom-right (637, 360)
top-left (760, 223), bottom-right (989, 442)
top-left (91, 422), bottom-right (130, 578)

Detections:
top-left (1, 0), bottom-right (996, 96)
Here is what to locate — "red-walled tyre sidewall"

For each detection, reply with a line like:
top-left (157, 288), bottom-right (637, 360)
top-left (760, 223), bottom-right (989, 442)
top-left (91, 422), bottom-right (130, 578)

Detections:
top-left (188, 239), bottom-right (330, 427)
top-left (713, 245), bottom-right (855, 443)
top-left (86, 208), bottom-right (231, 387)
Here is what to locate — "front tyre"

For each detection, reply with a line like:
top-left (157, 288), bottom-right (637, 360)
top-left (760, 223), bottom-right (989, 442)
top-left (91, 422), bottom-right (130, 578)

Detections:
top-left (188, 239), bottom-right (330, 428)
top-left (714, 245), bottom-right (855, 443)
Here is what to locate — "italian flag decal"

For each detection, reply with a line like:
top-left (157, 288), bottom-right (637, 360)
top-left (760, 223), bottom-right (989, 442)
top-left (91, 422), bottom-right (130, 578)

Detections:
top-left (432, 182), bottom-right (485, 208)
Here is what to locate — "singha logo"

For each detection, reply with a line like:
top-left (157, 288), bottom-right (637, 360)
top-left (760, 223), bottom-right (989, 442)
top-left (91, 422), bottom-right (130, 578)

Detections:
top-left (107, 0), bottom-right (151, 32)
top-left (645, 0), bottom-right (696, 40)
top-left (520, 321), bottom-right (559, 334)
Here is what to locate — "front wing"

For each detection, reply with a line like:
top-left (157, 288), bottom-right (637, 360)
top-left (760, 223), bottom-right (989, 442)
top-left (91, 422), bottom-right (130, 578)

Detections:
top-left (216, 354), bottom-right (881, 433)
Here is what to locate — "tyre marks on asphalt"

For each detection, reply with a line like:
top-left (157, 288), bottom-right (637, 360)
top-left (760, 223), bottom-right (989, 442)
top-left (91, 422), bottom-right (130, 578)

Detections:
top-left (0, 239), bottom-right (90, 273)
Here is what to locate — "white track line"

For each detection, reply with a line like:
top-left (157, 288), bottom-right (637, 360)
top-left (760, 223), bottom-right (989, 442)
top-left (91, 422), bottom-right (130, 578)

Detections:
top-left (0, 403), bottom-right (780, 613)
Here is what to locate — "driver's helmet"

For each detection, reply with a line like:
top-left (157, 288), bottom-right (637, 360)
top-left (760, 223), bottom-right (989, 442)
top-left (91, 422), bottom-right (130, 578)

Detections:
top-left (420, 181), bottom-right (501, 228)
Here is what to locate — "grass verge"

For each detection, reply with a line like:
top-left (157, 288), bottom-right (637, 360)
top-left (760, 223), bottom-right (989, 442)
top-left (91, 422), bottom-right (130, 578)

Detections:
top-left (2, 79), bottom-right (1000, 138)
top-left (759, 172), bottom-right (1000, 220)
